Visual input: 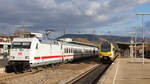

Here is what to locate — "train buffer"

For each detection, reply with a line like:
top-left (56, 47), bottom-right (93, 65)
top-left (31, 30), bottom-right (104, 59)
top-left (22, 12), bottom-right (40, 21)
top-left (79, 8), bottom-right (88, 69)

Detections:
top-left (98, 58), bottom-right (150, 84)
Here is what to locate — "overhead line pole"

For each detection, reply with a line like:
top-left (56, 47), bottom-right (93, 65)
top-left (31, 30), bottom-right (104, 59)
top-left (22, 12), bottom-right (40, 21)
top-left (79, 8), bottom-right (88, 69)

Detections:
top-left (135, 28), bottom-right (137, 59)
top-left (136, 13), bottom-right (150, 64)
top-left (142, 15), bottom-right (144, 64)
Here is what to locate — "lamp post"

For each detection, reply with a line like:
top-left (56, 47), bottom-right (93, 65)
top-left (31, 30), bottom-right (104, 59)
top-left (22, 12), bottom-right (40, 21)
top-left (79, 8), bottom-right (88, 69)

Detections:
top-left (134, 30), bottom-right (137, 59)
top-left (132, 26), bottom-right (142, 58)
top-left (136, 13), bottom-right (150, 64)
top-left (129, 32), bottom-right (136, 58)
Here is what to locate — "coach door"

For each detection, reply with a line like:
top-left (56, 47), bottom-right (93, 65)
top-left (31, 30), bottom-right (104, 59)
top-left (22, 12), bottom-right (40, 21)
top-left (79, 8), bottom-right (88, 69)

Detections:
top-left (35, 43), bottom-right (41, 63)
top-left (58, 43), bottom-right (62, 62)
top-left (61, 45), bottom-right (65, 63)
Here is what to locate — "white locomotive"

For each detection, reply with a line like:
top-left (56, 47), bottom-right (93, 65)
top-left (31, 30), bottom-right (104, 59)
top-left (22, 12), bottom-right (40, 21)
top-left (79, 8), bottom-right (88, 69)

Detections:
top-left (6, 37), bottom-right (98, 73)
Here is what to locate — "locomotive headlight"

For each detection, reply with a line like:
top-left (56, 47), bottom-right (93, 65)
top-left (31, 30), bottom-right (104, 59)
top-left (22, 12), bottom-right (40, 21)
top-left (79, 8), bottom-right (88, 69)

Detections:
top-left (25, 56), bottom-right (29, 59)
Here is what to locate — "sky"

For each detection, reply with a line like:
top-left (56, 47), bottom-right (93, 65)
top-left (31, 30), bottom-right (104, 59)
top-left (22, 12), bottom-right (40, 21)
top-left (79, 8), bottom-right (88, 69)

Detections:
top-left (0, 0), bottom-right (150, 38)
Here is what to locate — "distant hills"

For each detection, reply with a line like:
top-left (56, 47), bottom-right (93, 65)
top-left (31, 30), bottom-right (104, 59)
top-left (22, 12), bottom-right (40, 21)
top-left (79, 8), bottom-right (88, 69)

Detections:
top-left (58, 34), bottom-right (150, 43)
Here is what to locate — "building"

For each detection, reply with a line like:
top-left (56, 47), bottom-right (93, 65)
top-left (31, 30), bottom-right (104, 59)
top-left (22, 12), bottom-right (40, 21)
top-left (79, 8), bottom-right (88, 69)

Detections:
top-left (0, 35), bottom-right (17, 56)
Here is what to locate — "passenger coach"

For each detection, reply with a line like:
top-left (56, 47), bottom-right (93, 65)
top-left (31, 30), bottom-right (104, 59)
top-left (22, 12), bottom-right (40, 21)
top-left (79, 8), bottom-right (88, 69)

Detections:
top-left (6, 37), bottom-right (98, 72)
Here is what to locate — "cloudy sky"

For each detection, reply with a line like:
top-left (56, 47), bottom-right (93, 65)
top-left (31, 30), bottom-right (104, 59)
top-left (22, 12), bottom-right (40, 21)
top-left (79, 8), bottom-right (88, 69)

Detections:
top-left (0, 0), bottom-right (150, 37)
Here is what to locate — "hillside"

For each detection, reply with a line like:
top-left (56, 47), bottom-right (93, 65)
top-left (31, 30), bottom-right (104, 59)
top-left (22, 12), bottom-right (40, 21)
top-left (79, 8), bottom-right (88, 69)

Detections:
top-left (58, 34), bottom-right (132, 42)
top-left (58, 34), bottom-right (150, 43)
top-left (58, 34), bottom-right (104, 42)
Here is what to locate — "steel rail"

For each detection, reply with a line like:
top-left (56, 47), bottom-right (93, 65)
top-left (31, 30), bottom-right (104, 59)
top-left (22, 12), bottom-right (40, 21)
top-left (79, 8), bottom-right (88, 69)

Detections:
top-left (65, 57), bottom-right (118, 84)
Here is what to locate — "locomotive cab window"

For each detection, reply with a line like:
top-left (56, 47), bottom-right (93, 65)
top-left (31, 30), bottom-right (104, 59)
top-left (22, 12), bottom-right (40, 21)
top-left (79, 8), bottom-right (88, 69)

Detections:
top-left (12, 42), bottom-right (31, 49)
top-left (22, 42), bottom-right (31, 49)
top-left (12, 42), bottom-right (21, 49)
top-left (101, 42), bottom-right (111, 52)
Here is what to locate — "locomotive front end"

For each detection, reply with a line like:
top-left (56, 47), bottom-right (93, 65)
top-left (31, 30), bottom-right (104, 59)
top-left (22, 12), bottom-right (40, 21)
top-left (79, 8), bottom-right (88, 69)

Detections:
top-left (99, 41), bottom-right (114, 63)
top-left (10, 42), bottom-right (31, 61)
top-left (6, 38), bottom-right (34, 73)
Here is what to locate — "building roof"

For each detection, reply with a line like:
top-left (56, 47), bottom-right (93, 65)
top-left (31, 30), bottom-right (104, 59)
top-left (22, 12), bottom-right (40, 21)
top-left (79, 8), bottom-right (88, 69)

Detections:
top-left (0, 35), bottom-right (17, 42)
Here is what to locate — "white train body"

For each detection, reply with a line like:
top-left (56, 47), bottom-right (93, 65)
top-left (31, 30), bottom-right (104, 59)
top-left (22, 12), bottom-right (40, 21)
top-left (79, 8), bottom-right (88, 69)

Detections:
top-left (8, 37), bottom-right (98, 70)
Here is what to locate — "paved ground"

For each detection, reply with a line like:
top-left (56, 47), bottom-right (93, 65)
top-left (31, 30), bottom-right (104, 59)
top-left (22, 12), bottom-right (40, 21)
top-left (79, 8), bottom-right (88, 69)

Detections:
top-left (0, 56), bottom-right (7, 67)
top-left (98, 58), bottom-right (150, 84)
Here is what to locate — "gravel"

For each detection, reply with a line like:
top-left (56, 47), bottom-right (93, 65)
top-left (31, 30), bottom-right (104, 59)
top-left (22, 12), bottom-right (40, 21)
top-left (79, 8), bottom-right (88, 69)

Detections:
top-left (0, 58), bottom-right (99, 84)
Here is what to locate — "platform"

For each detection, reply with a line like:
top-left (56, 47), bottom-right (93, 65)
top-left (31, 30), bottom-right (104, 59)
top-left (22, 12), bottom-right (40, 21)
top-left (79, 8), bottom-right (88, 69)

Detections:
top-left (98, 58), bottom-right (150, 84)
top-left (0, 56), bottom-right (7, 67)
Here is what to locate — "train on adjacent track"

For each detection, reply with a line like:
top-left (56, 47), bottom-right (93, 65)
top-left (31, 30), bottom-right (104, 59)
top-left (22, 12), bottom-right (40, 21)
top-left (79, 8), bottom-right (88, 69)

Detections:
top-left (6, 37), bottom-right (98, 73)
top-left (99, 41), bottom-right (119, 64)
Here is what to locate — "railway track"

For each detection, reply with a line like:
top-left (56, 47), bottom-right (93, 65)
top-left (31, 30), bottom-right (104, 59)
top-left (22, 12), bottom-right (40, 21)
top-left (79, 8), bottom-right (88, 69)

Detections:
top-left (65, 57), bottom-right (118, 84)
top-left (0, 57), bottom-right (98, 82)
top-left (65, 64), bottom-right (109, 84)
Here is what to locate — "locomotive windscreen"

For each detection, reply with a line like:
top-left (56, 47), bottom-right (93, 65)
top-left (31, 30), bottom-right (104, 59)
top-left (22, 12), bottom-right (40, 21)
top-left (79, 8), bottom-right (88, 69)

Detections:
top-left (12, 42), bottom-right (31, 49)
top-left (101, 41), bottom-right (111, 52)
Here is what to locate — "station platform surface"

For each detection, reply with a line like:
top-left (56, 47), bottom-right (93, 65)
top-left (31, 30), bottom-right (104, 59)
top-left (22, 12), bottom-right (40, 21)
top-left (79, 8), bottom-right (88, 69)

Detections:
top-left (98, 58), bottom-right (150, 84)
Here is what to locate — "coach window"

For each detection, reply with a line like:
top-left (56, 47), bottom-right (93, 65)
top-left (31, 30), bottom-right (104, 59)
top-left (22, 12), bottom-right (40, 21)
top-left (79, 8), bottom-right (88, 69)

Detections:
top-left (88, 49), bottom-right (90, 53)
top-left (79, 49), bottom-right (81, 53)
top-left (70, 48), bottom-right (71, 53)
top-left (36, 44), bottom-right (38, 49)
top-left (64, 48), bottom-right (66, 53)
top-left (69, 48), bottom-right (70, 53)
top-left (93, 50), bottom-right (95, 53)
top-left (67, 48), bottom-right (69, 53)
top-left (78, 49), bottom-right (80, 53)
top-left (76, 49), bottom-right (78, 53)
top-left (73, 48), bottom-right (75, 53)
top-left (83, 49), bottom-right (85, 53)
top-left (74, 49), bottom-right (77, 53)
top-left (74, 49), bottom-right (75, 53)
top-left (66, 48), bottom-right (68, 53)
top-left (66, 48), bottom-right (67, 53)
top-left (68, 48), bottom-right (70, 53)
top-left (70, 48), bottom-right (72, 53)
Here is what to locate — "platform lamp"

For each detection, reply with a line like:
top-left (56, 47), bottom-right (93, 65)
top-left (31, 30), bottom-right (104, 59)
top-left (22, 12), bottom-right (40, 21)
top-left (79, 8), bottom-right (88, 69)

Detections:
top-left (136, 13), bottom-right (150, 64)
